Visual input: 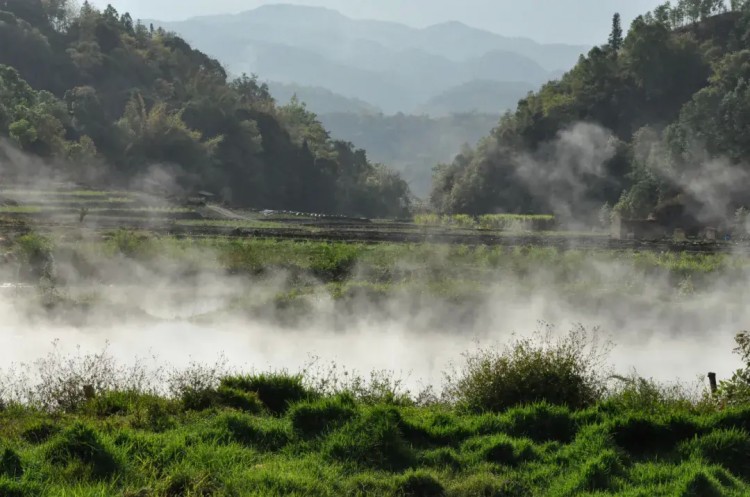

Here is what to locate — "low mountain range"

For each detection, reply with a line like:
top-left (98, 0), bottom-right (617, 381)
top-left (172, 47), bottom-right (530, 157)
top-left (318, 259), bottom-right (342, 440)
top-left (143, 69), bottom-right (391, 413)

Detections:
top-left (148, 4), bottom-right (589, 115)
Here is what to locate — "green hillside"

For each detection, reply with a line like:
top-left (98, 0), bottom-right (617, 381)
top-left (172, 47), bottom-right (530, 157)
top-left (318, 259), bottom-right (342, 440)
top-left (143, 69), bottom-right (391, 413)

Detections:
top-left (431, 2), bottom-right (750, 225)
top-left (0, 0), bottom-right (411, 218)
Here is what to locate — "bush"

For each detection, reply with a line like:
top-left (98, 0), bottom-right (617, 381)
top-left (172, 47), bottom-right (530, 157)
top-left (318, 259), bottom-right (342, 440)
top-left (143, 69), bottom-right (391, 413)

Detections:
top-left (220, 373), bottom-right (314, 415)
top-left (394, 470), bottom-right (445, 497)
top-left (109, 230), bottom-right (153, 258)
top-left (716, 332), bottom-right (750, 407)
top-left (288, 394), bottom-right (357, 437)
top-left (603, 374), bottom-right (700, 414)
top-left (46, 422), bottom-right (118, 478)
top-left (444, 325), bottom-right (610, 412)
top-left (680, 429), bottom-right (750, 479)
top-left (324, 407), bottom-right (416, 471)
top-left (15, 233), bottom-right (55, 282)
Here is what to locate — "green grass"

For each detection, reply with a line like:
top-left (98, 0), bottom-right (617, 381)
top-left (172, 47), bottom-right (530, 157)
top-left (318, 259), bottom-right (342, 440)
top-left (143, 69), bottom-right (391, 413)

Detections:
top-left (414, 213), bottom-right (557, 231)
top-left (13, 234), bottom-right (750, 309)
top-left (0, 206), bottom-right (43, 214)
top-left (0, 190), bottom-right (123, 197)
top-left (175, 219), bottom-right (288, 229)
top-left (0, 386), bottom-right (747, 496)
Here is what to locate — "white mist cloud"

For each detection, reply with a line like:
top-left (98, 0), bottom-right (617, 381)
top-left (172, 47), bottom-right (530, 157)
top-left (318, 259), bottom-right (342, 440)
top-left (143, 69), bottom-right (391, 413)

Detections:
top-left (0, 137), bottom-right (746, 401)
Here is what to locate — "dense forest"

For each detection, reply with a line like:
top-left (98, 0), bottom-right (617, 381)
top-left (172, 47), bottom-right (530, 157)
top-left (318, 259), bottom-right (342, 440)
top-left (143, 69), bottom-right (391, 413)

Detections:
top-left (0, 0), bottom-right (412, 218)
top-left (431, 0), bottom-right (750, 225)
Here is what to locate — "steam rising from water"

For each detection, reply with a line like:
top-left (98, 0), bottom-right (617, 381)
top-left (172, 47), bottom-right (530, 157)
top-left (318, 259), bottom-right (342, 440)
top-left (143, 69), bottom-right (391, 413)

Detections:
top-left (1, 130), bottom-right (748, 396)
top-left (0, 258), bottom-right (744, 394)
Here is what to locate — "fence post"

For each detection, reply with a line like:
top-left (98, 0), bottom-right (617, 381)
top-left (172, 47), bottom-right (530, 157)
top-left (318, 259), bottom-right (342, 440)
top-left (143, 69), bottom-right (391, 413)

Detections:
top-left (708, 372), bottom-right (718, 395)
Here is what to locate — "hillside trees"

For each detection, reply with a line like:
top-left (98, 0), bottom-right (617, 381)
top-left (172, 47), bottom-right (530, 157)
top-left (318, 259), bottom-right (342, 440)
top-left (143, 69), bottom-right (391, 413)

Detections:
top-left (430, 6), bottom-right (749, 223)
top-left (0, 2), bottom-right (411, 217)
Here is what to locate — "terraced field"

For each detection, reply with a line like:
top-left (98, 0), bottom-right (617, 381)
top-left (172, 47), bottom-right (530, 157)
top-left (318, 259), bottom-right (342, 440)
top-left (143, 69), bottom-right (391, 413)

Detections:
top-left (0, 185), bottom-right (739, 253)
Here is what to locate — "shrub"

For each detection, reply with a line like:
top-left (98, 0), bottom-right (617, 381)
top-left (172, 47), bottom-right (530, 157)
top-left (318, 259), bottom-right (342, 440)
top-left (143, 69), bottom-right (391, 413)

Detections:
top-left (444, 324), bottom-right (610, 412)
top-left (220, 373), bottom-right (313, 415)
top-left (604, 374), bottom-right (701, 414)
top-left (679, 429), bottom-right (750, 479)
top-left (109, 230), bottom-right (153, 257)
top-left (86, 390), bottom-right (135, 416)
top-left (324, 407), bottom-right (416, 471)
top-left (46, 422), bottom-right (118, 478)
top-left (309, 243), bottom-right (361, 280)
top-left (0, 449), bottom-right (23, 478)
top-left (288, 394), bottom-right (357, 438)
top-left (716, 332), bottom-right (750, 407)
top-left (394, 470), bottom-right (445, 497)
top-left (15, 233), bottom-right (55, 282)
top-left (23, 344), bottom-right (136, 413)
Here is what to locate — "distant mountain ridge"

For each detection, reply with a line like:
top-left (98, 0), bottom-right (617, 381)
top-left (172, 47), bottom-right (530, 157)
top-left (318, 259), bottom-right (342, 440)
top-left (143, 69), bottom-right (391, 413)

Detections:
top-left (147, 3), bottom-right (589, 115)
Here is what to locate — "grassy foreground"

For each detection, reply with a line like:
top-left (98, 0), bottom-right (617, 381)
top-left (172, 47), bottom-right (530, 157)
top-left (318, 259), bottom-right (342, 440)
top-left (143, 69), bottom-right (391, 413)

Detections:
top-left (0, 328), bottom-right (748, 497)
top-left (0, 380), bottom-right (749, 496)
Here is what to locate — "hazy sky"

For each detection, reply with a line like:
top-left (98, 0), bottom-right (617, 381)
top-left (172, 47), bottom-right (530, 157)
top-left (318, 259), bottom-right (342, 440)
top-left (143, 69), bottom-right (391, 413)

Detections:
top-left (88, 0), bottom-right (665, 45)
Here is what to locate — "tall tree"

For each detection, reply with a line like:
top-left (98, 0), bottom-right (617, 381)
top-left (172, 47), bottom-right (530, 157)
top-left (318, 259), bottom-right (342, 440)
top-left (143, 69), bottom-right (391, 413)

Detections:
top-left (609, 13), bottom-right (624, 51)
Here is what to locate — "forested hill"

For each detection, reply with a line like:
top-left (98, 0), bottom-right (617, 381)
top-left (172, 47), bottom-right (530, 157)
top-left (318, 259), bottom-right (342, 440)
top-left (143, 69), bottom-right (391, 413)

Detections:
top-left (0, 0), bottom-right (412, 218)
top-left (431, 1), bottom-right (750, 226)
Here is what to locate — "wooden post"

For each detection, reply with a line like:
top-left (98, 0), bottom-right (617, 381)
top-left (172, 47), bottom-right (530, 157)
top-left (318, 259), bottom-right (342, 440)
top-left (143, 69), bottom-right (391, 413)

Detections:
top-left (708, 372), bottom-right (718, 395)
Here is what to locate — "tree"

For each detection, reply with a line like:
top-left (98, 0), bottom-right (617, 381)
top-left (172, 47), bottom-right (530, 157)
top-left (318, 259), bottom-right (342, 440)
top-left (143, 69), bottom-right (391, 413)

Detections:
top-left (608, 13), bottom-right (624, 51)
top-left (680, 0), bottom-right (703, 23)
top-left (0, 1), bottom-right (413, 217)
top-left (653, 2), bottom-right (673, 26)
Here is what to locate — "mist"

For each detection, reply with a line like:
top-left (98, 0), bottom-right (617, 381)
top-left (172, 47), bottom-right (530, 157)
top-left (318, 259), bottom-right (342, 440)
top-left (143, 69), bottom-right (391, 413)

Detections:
top-left (0, 234), bottom-right (744, 398)
top-left (2, 121), bottom-right (747, 401)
